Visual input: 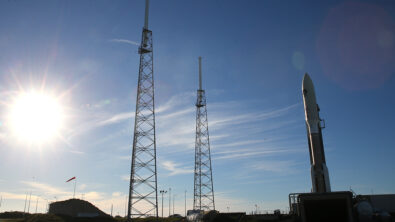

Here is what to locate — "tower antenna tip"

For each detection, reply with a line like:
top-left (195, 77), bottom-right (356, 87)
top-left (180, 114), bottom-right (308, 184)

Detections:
top-left (144, 0), bottom-right (150, 29)
top-left (199, 57), bottom-right (202, 90)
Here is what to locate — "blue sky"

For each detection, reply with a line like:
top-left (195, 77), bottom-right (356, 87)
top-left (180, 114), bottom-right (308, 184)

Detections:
top-left (0, 0), bottom-right (395, 216)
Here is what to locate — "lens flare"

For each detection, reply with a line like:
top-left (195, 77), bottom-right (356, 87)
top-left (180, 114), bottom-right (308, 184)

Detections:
top-left (8, 91), bottom-right (63, 143)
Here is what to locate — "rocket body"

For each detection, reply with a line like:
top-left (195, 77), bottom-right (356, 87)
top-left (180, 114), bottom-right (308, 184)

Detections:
top-left (302, 73), bottom-right (331, 193)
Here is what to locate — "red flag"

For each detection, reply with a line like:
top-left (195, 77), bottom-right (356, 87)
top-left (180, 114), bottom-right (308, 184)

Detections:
top-left (66, 177), bottom-right (76, 183)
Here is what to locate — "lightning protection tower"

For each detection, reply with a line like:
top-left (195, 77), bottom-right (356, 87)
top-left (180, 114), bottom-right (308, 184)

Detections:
top-left (127, 0), bottom-right (158, 220)
top-left (193, 57), bottom-right (215, 211)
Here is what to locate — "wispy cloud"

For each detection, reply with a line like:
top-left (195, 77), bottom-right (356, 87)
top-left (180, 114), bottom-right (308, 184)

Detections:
top-left (83, 191), bottom-right (105, 201)
top-left (79, 184), bottom-right (87, 191)
top-left (162, 160), bottom-right (194, 176)
top-left (112, 192), bottom-right (122, 197)
top-left (109, 39), bottom-right (140, 46)
top-left (62, 91), bottom-right (304, 198)
top-left (213, 139), bottom-right (266, 149)
top-left (209, 103), bottom-right (299, 129)
top-left (94, 92), bottom-right (195, 129)
top-left (21, 181), bottom-right (71, 197)
top-left (97, 111), bottom-right (134, 126)
top-left (20, 181), bottom-right (104, 201)
top-left (212, 148), bottom-right (299, 161)
top-left (69, 149), bottom-right (85, 154)
top-left (121, 175), bottom-right (129, 181)
top-left (250, 160), bottom-right (300, 173)
top-left (118, 155), bottom-right (130, 161)
top-left (0, 192), bottom-right (29, 200)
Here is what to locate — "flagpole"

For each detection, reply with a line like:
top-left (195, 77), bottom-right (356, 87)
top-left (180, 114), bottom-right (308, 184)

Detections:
top-left (27, 191), bottom-right (32, 213)
top-left (35, 196), bottom-right (39, 213)
top-left (73, 179), bottom-right (76, 199)
top-left (23, 192), bottom-right (28, 213)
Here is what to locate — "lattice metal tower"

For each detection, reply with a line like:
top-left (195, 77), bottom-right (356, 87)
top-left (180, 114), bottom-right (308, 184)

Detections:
top-left (127, 0), bottom-right (158, 220)
top-left (193, 57), bottom-right (215, 211)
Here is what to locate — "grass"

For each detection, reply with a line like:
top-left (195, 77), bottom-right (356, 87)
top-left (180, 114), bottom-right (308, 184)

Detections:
top-left (0, 219), bottom-right (24, 222)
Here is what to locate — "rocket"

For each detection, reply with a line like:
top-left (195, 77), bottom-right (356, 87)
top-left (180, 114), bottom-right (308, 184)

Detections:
top-left (302, 73), bottom-right (331, 193)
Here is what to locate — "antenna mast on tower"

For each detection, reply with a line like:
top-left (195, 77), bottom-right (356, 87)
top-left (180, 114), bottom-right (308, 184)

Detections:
top-left (193, 57), bottom-right (215, 211)
top-left (127, 0), bottom-right (158, 219)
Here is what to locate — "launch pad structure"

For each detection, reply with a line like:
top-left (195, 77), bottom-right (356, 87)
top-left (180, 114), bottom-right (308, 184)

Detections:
top-left (193, 57), bottom-right (216, 212)
top-left (127, 0), bottom-right (158, 220)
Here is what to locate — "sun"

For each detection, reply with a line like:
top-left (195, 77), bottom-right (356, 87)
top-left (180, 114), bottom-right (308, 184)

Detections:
top-left (8, 91), bottom-right (64, 144)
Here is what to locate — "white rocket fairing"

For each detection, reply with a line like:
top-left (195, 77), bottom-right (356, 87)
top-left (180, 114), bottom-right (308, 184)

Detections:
top-left (302, 73), bottom-right (331, 193)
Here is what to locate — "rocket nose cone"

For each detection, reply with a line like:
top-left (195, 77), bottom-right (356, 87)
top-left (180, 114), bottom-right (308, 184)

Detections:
top-left (302, 73), bottom-right (317, 109)
top-left (302, 73), bottom-right (315, 94)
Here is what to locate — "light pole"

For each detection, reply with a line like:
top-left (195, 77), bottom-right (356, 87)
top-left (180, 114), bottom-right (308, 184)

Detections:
top-left (73, 179), bottom-right (77, 199)
top-left (184, 190), bottom-right (187, 217)
top-left (160, 190), bottom-right (167, 218)
top-left (44, 199), bottom-right (49, 212)
top-left (27, 191), bottom-right (32, 213)
top-left (173, 194), bottom-right (176, 215)
top-left (35, 195), bottom-right (39, 213)
top-left (124, 196), bottom-right (127, 217)
top-left (28, 176), bottom-right (35, 213)
top-left (227, 206), bottom-right (229, 213)
top-left (23, 192), bottom-right (28, 213)
top-left (169, 188), bottom-right (171, 217)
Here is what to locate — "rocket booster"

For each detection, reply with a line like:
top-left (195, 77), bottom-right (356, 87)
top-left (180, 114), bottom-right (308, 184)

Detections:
top-left (302, 73), bottom-right (331, 193)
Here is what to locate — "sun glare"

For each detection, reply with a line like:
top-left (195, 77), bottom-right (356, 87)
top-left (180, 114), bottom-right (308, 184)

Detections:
top-left (9, 92), bottom-right (63, 144)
